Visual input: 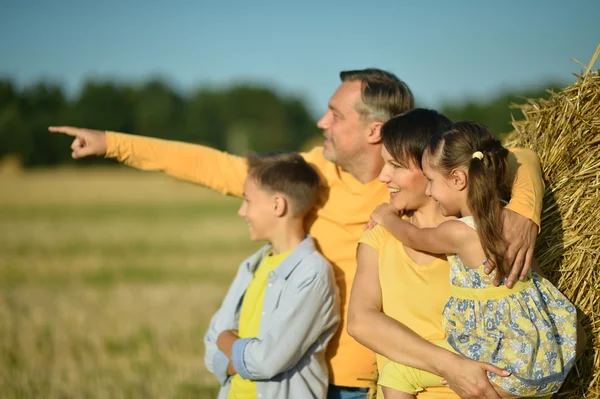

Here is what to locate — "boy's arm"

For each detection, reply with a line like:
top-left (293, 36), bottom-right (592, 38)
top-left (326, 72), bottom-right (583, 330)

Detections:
top-left (231, 262), bottom-right (340, 381)
top-left (204, 264), bottom-right (247, 384)
top-left (216, 330), bottom-right (239, 375)
top-left (204, 316), bottom-right (233, 384)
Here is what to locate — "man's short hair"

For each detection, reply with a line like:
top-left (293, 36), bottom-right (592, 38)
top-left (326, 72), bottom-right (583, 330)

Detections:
top-left (340, 68), bottom-right (415, 124)
top-left (247, 152), bottom-right (320, 217)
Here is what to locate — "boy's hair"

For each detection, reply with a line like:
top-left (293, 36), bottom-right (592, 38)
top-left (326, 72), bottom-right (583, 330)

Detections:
top-left (381, 108), bottom-right (452, 169)
top-left (340, 68), bottom-right (414, 124)
top-left (247, 152), bottom-right (320, 217)
top-left (427, 121), bottom-right (511, 279)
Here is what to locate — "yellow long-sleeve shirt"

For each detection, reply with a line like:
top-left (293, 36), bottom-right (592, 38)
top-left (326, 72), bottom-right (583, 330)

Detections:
top-left (105, 133), bottom-right (544, 388)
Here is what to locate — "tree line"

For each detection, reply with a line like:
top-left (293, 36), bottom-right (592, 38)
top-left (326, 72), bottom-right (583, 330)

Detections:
top-left (0, 78), bottom-right (562, 168)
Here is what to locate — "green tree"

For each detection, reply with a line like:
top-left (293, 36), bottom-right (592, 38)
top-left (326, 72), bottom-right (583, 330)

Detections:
top-left (0, 80), bottom-right (30, 164)
top-left (21, 82), bottom-right (70, 166)
top-left (441, 83), bottom-right (564, 138)
top-left (183, 90), bottom-right (228, 149)
top-left (70, 81), bottom-right (136, 133)
top-left (133, 79), bottom-right (184, 139)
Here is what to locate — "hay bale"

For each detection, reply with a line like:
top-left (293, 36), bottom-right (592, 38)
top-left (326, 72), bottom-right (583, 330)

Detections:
top-left (505, 45), bottom-right (600, 398)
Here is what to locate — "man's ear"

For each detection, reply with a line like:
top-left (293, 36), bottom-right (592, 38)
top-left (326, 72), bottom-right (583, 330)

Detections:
top-left (274, 195), bottom-right (288, 217)
top-left (366, 121), bottom-right (383, 144)
top-left (450, 168), bottom-right (468, 191)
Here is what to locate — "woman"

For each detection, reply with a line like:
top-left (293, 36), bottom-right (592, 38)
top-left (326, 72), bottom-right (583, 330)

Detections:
top-left (347, 108), bottom-right (568, 399)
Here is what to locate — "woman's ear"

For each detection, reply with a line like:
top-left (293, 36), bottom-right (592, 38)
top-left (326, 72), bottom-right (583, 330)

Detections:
top-left (450, 168), bottom-right (468, 191)
top-left (274, 195), bottom-right (288, 217)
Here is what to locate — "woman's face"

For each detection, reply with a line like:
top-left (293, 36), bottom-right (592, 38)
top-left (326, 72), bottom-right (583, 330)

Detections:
top-left (378, 145), bottom-right (430, 212)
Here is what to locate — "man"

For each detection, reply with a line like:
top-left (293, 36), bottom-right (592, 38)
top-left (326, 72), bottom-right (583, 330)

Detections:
top-left (50, 68), bottom-right (543, 399)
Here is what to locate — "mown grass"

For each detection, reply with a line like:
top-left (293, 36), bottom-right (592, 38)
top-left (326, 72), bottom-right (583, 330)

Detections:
top-left (0, 168), bottom-right (260, 398)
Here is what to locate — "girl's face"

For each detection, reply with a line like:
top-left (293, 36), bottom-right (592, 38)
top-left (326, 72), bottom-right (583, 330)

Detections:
top-left (378, 145), bottom-right (430, 212)
top-left (422, 150), bottom-right (463, 217)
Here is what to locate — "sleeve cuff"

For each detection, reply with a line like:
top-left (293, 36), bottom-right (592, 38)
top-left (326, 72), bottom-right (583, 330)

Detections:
top-left (212, 349), bottom-right (231, 385)
top-left (104, 131), bottom-right (118, 159)
top-left (232, 337), bottom-right (255, 380)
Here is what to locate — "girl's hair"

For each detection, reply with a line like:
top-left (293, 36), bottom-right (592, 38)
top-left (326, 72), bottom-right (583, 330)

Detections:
top-left (428, 121), bottom-right (511, 280)
top-left (381, 108), bottom-right (452, 169)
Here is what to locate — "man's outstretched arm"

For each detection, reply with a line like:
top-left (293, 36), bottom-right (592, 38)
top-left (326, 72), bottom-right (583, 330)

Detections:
top-left (49, 127), bottom-right (247, 197)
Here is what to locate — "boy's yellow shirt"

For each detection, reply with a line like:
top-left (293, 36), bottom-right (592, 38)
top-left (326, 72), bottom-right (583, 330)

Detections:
top-left (105, 132), bottom-right (544, 388)
top-left (228, 251), bottom-right (290, 399)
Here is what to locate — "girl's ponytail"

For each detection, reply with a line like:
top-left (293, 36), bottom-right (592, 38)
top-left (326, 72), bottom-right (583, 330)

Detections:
top-left (467, 142), bottom-right (510, 279)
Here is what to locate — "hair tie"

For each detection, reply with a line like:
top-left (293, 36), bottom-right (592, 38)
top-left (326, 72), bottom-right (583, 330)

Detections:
top-left (472, 151), bottom-right (484, 160)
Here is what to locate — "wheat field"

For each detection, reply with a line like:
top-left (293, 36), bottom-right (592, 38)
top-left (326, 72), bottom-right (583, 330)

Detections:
top-left (0, 167), bottom-right (261, 398)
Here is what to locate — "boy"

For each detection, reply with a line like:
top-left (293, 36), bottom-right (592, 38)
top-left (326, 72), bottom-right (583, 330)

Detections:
top-left (204, 152), bottom-right (340, 399)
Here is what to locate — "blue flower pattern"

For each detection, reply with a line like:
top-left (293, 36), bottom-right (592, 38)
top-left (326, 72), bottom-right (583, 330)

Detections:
top-left (442, 217), bottom-right (578, 396)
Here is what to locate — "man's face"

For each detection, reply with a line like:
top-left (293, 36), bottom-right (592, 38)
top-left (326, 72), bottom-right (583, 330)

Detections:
top-left (317, 81), bottom-right (367, 168)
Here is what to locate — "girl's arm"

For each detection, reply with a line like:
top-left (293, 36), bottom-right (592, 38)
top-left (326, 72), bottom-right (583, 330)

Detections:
top-left (369, 203), bottom-right (471, 255)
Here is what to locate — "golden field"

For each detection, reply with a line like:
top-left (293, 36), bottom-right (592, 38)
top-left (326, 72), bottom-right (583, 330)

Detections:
top-left (0, 167), bottom-right (261, 398)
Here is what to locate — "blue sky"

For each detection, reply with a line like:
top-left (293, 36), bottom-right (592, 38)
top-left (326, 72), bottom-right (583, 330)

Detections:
top-left (1, 0), bottom-right (598, 117)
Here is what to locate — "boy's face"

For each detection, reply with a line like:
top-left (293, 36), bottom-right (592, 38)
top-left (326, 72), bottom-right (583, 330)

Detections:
top-left (238, 177), bottom-right (277, 242)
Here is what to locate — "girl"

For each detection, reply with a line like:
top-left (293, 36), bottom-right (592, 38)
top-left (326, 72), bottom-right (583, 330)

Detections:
top-left (372, 121), bottom-right (577, 398)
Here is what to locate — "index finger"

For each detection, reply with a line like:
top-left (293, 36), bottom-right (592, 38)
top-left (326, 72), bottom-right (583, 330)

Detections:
top-left (48, 126), bottom-right (81, 136)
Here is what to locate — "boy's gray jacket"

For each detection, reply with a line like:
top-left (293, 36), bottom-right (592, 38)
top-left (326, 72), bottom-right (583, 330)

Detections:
top-left (204, 235), bottom-right (340, 399)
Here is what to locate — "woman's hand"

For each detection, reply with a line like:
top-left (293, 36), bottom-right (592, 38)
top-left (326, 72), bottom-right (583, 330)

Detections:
top-left (439, 354), bottom-right (510, 399)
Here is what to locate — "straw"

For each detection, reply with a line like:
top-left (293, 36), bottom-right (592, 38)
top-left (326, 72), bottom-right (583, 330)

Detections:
top-left (505, 43), bottom-right (600, 399)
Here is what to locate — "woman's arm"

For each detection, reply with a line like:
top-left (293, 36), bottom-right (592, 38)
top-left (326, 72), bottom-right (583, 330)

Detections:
top-left (348, 243), bottom-right (508, 399)
top-left (347, 244), bottom-right (448, 370)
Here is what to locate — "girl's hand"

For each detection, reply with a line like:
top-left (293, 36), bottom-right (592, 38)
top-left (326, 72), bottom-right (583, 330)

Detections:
top-left (439, 355), bottom-right (510, 399)
top-left (363, 219), bottom-right (378, 231)
top-left (369, 203), bottom-right (400, 227)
